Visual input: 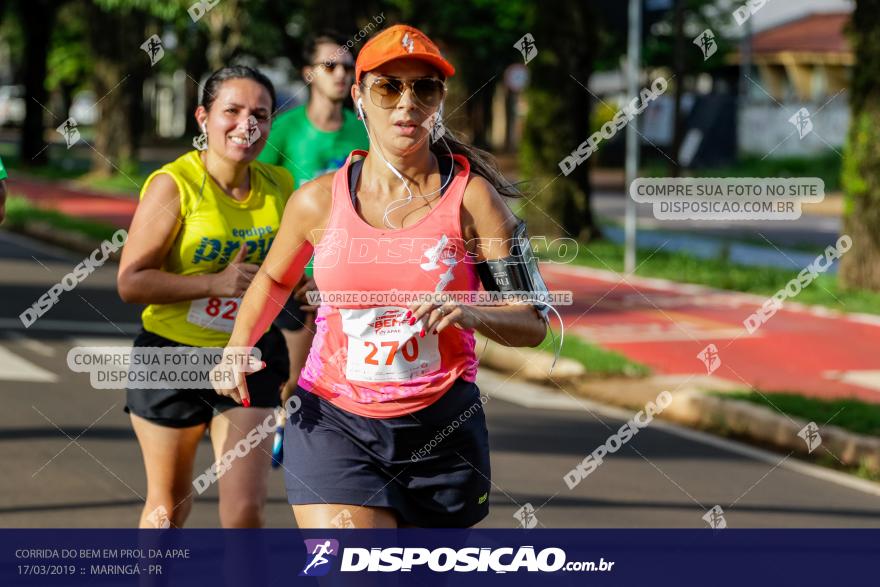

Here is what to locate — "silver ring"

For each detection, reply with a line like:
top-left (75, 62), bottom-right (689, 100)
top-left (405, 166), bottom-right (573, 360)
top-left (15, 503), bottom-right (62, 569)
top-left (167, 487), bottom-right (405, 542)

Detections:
top-left (437, 307), bottom-right (446, 316)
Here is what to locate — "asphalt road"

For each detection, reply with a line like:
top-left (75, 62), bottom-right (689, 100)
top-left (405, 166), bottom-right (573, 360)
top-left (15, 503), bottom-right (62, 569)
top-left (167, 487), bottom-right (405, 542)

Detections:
top-left (0, 229), bottom-right (878, 528)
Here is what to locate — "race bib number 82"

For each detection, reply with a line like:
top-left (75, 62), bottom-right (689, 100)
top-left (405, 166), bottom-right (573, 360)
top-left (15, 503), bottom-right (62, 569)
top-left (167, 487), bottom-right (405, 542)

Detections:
top-left (187, 296), bottom-right (240, 333)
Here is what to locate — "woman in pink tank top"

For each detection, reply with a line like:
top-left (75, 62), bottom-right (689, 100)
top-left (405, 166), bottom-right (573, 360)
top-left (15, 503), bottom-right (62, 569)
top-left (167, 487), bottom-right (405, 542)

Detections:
top-left (215, 24), bottom-right (548, 529)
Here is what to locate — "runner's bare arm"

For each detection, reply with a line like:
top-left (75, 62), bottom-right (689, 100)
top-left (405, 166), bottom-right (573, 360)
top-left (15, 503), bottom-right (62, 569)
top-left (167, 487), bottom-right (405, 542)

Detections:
top-left (117, 174), bottom-right (261, 304)
top-left (435, 175), bottom-right (547, 347)
top-left (226, 177), bottom-right (331, 348)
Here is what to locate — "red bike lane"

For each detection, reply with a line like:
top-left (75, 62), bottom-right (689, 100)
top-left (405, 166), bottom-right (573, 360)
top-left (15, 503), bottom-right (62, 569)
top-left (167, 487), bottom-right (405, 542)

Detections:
top-left (543, 264), bottom-right (880, 404)
top-left (7, 177), bottom-right (137, 228)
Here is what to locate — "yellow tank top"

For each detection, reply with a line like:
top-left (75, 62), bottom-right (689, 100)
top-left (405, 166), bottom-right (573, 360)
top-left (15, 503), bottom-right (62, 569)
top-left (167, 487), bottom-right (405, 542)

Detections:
top-left (140, 150), bottom-right (294, 347)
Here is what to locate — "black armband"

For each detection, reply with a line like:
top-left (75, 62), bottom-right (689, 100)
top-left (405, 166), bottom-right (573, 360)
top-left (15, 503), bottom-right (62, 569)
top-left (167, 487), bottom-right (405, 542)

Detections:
top-left (475, 219), bottom-right (551, 319)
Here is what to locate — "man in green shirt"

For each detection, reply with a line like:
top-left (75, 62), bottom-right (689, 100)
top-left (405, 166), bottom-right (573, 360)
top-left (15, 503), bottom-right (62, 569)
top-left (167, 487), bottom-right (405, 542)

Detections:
top-left (0, 155), bottom-right (7, 223)
top-left (259, 31), bottom-right (368, 467)
top-left (259, 32), bottom-right (368, 189)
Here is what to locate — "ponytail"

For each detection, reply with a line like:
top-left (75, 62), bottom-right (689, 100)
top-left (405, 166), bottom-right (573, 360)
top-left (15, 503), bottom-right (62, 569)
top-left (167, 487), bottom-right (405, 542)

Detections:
top-left (430, 128), bottom-right (523, 199)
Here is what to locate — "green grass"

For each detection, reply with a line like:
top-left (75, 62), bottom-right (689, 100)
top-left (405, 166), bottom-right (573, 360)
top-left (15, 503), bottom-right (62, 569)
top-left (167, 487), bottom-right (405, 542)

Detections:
top-left (536, 329), bottom-right (652, 378)
top-left (20, 164), bottom-right (147, 195)
top-left (83, 172), bottom-right (147, 194)
top-left (0, 146), bottom-right (149, 195)
top-left (717, 390), bottom-right (880, 437)
top-left (644, 153), bottom-right (843, 192)
top-left (551, 238), bottom-right (880, 316)
top-left (4, 196), bottom-right (119, 242)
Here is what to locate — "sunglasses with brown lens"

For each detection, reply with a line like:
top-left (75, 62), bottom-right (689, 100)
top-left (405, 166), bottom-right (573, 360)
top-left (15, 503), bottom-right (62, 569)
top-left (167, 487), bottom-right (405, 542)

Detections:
top-left (367, 76), bottom-right (446, 109)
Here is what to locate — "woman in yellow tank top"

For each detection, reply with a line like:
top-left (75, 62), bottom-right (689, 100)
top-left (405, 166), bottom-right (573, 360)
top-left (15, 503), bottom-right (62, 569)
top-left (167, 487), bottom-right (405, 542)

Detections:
top-left (116, 66), bottom-right (294, 528)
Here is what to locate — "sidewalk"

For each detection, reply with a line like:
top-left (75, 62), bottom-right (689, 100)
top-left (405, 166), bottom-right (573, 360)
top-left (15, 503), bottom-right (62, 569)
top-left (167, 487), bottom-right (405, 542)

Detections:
top-left (7, 177), bottom-right (880, 403)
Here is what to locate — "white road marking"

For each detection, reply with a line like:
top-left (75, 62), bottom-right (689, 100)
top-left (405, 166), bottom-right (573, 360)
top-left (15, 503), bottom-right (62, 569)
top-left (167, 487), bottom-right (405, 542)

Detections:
top-left (0, 345), bottom-right (58, 383)
top-left (2, 332), bottom-right (56, 357)
top-left (825, 370), bottom-right (880, 393)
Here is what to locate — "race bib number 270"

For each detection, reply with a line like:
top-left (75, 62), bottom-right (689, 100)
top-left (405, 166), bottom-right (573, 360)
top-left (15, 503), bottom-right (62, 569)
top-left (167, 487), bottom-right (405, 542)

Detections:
top-left (340, 307), bottom-right (440, 382)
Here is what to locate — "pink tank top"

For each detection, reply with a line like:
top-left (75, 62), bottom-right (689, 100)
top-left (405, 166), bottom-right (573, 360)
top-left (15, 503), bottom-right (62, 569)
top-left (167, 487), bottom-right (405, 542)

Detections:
top-left (297, 150), bottom-right (480, 418)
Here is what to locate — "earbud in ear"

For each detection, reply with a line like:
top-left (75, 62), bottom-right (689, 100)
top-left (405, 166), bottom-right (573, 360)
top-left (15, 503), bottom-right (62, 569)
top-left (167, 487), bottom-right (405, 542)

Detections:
top-left (356, 99), bottom-right (365, 119)
top-left (201, 122), bottom-right (207, 133)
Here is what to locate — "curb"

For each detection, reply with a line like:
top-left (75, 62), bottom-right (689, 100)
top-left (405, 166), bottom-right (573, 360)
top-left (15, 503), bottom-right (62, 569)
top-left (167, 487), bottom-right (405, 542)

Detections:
top-left (477, 336), bottom-right (880, 475)
top-left (670, 391), bottom-right (880, 472)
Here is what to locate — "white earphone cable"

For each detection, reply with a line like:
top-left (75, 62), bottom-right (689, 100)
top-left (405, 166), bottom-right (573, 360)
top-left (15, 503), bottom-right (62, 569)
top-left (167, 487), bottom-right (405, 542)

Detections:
top-left (357, 98), bottom-right (453, 229)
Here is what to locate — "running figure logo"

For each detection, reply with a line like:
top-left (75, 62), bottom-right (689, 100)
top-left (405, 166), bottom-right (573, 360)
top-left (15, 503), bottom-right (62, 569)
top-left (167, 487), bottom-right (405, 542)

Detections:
top-left (422, 111), bottom-right (446, 143)
top-left (797, 422), bottom-right (822, 453)
top-left (145, 505), bottom-right (171, 529)
top-left (702, 505), bottom-right (727, 529)
top-left (789, 108), bottom-right (814, 139)
top-left (56, 118), bottom-right (80, 149)
top-left (300, 539), bottom-right (340, 577)
top-left (140, 34), bottom-right (165, 66)
top-left (693, 29), bottom-right (717, 61)
top-left (696, 344), bottom-right (721, 375)
top-left (513, 503), bottom-right (538, 529)
top-left (245, 115), bottom-right (261, 147)
top-left (330, 508), bottom-right (356, 528)
top-left (514, 34), bottom-right (538, 65)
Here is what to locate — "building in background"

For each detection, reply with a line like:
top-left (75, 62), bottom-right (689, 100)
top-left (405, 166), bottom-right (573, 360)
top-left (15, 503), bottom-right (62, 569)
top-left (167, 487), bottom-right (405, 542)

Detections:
top-left (736, 10), bottom-right (852, 157)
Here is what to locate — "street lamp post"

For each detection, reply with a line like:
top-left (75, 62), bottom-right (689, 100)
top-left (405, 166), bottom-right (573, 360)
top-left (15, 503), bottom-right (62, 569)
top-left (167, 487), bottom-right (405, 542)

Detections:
top-left (625, 0), bottom-right (642, 274)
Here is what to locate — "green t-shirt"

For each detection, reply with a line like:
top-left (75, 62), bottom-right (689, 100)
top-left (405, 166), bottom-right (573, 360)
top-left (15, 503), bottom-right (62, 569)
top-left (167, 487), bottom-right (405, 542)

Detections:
top-left (259, 105), bottom-right (368, 280)
top-left (0, 156), bottom-right (7, 180)
top-left (258, 105), bottom-right (368, 189)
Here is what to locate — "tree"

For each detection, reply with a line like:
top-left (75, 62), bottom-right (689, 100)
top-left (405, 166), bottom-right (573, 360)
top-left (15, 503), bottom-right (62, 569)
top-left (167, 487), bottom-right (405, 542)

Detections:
top-left (519, 0), bottom-right (600, 240)
top-left (13, 0), bottom-right (65, 166)
top-left (84, 0), bottom-right (293, 173)
top-left (840, 0), bottom-right (880, 291)
top-left (85, 1), bottom-right (154, 176)
top-left (47, 2), bottom-right (93, 122)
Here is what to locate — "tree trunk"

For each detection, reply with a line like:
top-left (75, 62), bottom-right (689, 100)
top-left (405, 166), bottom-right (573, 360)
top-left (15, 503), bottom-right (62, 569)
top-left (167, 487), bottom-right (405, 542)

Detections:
top-left (183, 28), bottom-right (210, 137)
top-left (17, 0), bottom-right (59, 166)
top-left (205, 0), bottom-right (243, 71)
top-left (86, 4), bottom-right (145, 177)
top-left (840, 0), bottom-right (880, 291)
top-left (465, 91), bottom-right (493, 150)
top-left (519, 0), bottom-right (600, 240)
top-left (59, 83), bottom-right (75, 122)
top-left (128, 62), bottom-right (147, 166)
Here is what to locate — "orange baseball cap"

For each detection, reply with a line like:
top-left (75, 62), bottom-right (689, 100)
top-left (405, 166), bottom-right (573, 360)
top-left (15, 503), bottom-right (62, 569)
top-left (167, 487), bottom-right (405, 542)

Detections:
top-left (356, 24), bottom-right (455, 83)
